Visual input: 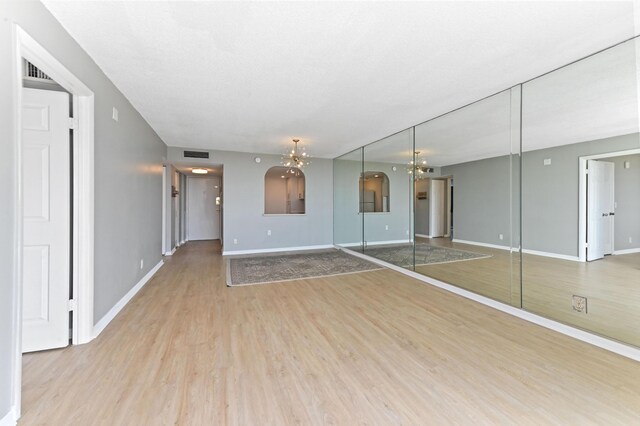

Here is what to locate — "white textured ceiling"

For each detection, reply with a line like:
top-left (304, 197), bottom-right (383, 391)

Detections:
top-left (43, 1), bottom-right (639, 159)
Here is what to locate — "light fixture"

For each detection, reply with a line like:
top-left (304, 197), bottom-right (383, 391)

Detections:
top-left (407, 152), bottom-right (428, 179)
top-left (281, 138), bottom-right (311, 172)
top-left (192, 168), bottom-right (208, 174)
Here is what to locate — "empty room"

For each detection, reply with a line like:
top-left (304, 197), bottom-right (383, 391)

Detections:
top-left (2, 1), bottom-right (640, 425)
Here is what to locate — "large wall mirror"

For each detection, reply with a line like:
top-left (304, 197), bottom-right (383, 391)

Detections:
top-left (521, 37), bottom-right (640, 346)
top-left (412, 88), bottom-right (521, 306)
top-left (333, 35), bottom-right (640, 349)
top-left (362, 129), bottom-right (414, 267)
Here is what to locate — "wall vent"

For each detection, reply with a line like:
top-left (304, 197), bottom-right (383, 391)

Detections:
top-left (184, 150), bottom-right (210, 159)
top-left (23, 59), bottom-right (54, 82)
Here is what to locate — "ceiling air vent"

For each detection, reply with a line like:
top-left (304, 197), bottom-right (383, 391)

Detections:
top-left (23, 59), bottom-right (54, 82)
top-left (184, 150), bottom-right (210, 159)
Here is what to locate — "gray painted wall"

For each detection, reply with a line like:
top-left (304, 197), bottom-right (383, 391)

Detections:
top-left (442, 155), bottom-right (514, 247)
top-left (0, 2), bottom-right (167, 417)
top-left (439, 133), bottom-right (639, 256)
top-left (522, 133), bottom-right (640, 256)
top-left (611, 154), bottom-right (639, 251)
top-left (334, 158), bottom-right (363, 245)
top-left (167, 147), bottom-right (333, 252)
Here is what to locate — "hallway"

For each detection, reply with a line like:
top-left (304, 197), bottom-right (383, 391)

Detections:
top-left (20, 241), bottom-right (640, 424)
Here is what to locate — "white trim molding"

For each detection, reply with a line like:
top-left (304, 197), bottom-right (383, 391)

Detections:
top-left (613, 247), bottom-right (640, 255)
top-left (339, 246), bottom-right (640, 363)
top-left (164, 246), bottom-right (177, 256)
top-left (222, 244), bottom-right (334, 256)
top-left (521, 248), bottom-right (580, 262)
top-left (0, 408), bottom-right (17, 426)
top-left (452, 238), bottom-right (511, 251)
top-left (93, 261), bottom-right (164, 338)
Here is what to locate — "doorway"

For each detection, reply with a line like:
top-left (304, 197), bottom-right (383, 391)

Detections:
top-left (579, 148), bottom-right (640, 262)
top-left (12, 25), bottom-right (95, 418)
top-left (414, 177), bottom-right (453, 240)
top-left (187, 175), bottom-right (222, 241)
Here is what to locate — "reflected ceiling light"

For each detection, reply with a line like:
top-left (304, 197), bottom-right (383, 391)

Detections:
top-left (407, 152), bottom-right (428, 179)
top-left (282, 138), bottom-right (311, 172)
top-left (192, 168), bottom-right (208, 174)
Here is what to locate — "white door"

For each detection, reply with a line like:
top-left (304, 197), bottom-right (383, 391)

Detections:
top-left (187, 176), bottom-right (220, 240)
top-left (429, 179), bottom-right (446, 238)
top-left (587, 160), bottom-right (615, 261)
top-left (22, 88), bottom-right (70, 352)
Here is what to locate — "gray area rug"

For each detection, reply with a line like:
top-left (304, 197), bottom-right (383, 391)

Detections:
top-left (227, 249), bottom-right (383, 286)
top-left (363, 243), bottom-right (491, 268)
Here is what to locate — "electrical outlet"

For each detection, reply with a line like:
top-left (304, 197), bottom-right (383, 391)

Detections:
top-left (499, 234), bottom-right (504, 240)
top-left (385, 225), bottom-right (389, 231)
top-left (572, 295), bottom-right (587, 313)
top-left (630, 237), bottom-right (633, 244)
top-left (140, 259), bottom-right (144, 269)
top-left (233, 238), bottom-right (238, 245)
top-left (267, 230), bottom-right (271, 236)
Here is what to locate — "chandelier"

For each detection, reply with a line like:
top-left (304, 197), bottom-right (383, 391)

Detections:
top-left (407, 152), bottom-right (428, 179)
top-left (281, 139), bottom-right (310, 173)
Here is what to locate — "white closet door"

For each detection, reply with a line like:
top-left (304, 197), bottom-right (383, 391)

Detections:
top-left (22, 88), bottom-right (70, 352)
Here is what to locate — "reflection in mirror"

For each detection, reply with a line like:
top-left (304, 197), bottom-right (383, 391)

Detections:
top-left (361, 129), bottom-right (415, 268)
top-left (264, 166), bottom-right (305, 214)
top-left (359, 172), bottom-right (390, 213)
top-left (521, 38), bottom-right (640, 346)
top-left (334, 148), bottom-right (363, 249)
top-left (412, 89), bottom-right (521, 306)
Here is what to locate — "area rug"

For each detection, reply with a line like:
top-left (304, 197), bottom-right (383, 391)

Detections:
top-left (227, 249), bottom-right (383, 286)
top-left (363, 243), bottom-right (491, 268)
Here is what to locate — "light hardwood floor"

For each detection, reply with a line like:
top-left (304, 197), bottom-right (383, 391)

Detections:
top-left (410, 237), bottom-right (640, 347)
top-left (21, 241), bottom-right (640, 425)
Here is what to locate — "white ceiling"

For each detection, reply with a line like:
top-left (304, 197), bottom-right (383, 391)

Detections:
top-left (43, 1), bottom-right (639, 159)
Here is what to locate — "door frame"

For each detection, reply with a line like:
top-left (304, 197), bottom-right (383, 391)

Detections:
top-left (11, 25), bottom-right (95, 417)
top-left (578, 148), bottom-right (640, 262)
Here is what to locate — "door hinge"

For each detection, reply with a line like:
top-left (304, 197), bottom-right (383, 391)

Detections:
top-left (68, 117), bottom-right (78, 129)
top-left (68, 299), bottom-right (77, 311)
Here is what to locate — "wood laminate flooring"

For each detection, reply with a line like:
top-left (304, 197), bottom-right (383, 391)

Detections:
top-left (412, 237), bottom-right (640, 347)
top-left (20, 241), bottom-right (640, 425)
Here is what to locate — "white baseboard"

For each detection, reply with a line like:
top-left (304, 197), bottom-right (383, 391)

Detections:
top-left (521, 248), bottom-right (580, 262)
top-left (93, 260), bottom-right (164, 337)
top-left (222, 244), bottom-right (334, 256)
top-left (365, 239), bottom-right (413, 246)
top-left (338, 246), bottom-right (640, 363)
top-left (164, 246), bottom-right (177, 256)
top-left (613, 247), bottom-right (640, 255)
top-left (336, 240), bottom-right (414, 249)
top-left (452, 239), bottom-right (511, 251)
top-left (0, 407), bottom-right (17, 426)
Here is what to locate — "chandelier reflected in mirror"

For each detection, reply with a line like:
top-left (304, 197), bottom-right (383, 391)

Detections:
top-left (281, 139), bottom-right (310, 174)
top-left (407, 151), bottom-right (429, 179)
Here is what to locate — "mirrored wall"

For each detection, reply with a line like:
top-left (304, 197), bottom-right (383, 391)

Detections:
top-left (521, 37), bottom-right (640, 346)
top-left (334, 36), bottom-right (640, 348)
